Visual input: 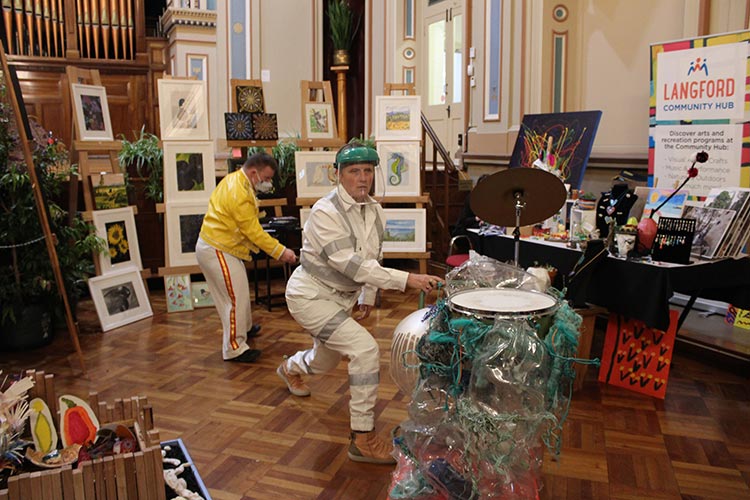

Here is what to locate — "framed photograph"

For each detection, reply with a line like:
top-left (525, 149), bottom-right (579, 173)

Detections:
top-left (303, 102), bottom-right (336, 139)
top-left (230, 79), bottom-right (265, 113)
top-left (92, 207), bottom-right (142, 274)
top-left (88, 267), bottom-right (152, 332)
top-left (191, 281), bottom-right (215, 308)
top-left (166, 202), bottom-right (207, 267)
top-left (165, 274), bottom-right (193, 313)
top-left (90, 173), bottom-right (129, 210)
top-left (70, 84), bottom-right (114, 141)
top-left (294, 151), bottom-right (337, 198)
top-left (375, 95), bottom-right (422, 141)
top-left (376, 141), bottom-right (421, 197)
top-left (163, 141), bottom-right (216, 203)
top-left (382, 208), bottom-right (426, 252)
top-left (157, 79), bottom-right (210, 141)
top-left (187, 54), bottom-right (207, 81)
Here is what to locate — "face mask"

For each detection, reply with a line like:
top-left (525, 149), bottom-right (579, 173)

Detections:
top-left (255, 180), bottom-right (274, 194)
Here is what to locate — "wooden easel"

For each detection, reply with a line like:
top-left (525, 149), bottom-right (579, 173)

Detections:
top-left (65, 66), bottom-right (123, 213)
top-left (297, 80), bottom-right (345, 149)
top-left (1, 46), bottom-right (86, 373)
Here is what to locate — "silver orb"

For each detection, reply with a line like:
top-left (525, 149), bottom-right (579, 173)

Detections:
top-left (390, 307), bottom-right (431, 395)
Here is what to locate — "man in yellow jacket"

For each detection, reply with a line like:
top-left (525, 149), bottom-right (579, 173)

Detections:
top-left (196, 152), bottom-right (297, 363)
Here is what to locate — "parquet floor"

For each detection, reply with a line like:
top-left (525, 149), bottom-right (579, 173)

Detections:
top-left (2, 279), bottom-right (750, 499)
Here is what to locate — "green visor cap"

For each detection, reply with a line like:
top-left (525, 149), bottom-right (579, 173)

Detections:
top-left (335, 145), bottom-right (380, 169)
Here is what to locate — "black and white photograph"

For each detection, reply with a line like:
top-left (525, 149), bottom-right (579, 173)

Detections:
top-left (88, 267), bottom-right (152, 332)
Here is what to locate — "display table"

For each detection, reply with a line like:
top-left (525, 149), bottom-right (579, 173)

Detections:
top-left (469, 232), bottom-right (750, 332)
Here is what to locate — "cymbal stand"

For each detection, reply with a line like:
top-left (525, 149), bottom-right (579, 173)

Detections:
top-left (513, 190), bottom-right (525, 266)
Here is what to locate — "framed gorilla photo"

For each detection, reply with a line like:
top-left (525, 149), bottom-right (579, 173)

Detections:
top-left (88, 267), bottom-right (153, 332)
top-left (163, 141), bottom-right (216, 203)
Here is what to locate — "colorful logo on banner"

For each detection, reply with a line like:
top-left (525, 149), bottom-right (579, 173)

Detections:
top-left (598, 311), bottom-right (678, 399)
top-left (725, 304), bottom-right (750, 330)
top-left (655, 43), bottom-right (746, 121)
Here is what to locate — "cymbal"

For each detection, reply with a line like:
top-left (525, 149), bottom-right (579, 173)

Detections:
top-left (470, 167), bottom-right (567, 227)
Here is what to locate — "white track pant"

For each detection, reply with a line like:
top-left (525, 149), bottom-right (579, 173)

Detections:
top-left (195, 237), bottom-right (253, 360)
top-left (284, 267), bottom-right (380, 431)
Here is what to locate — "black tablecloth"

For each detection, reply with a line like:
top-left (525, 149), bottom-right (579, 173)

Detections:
top-left (470, 233), bottom-right (750, 331)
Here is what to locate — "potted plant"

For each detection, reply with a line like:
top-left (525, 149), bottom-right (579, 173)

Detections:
top-left (118, 126), bottom-right (164, 203)
top-left (328, 0), bottom-right (360, 65)
top-left (0, 86), bottom-right (105, 349)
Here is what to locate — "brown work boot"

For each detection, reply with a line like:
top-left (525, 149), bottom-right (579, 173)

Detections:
top-left (348, 430), bottom-right (396, 464)
top-left (276, 359), bottom-right (311, 397)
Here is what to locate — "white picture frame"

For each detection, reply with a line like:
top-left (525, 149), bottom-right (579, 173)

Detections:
top-left (70, 84), bottom-right (114, 141)
top-left (191, 281), bottom-right (215, 308)
top-left (376, 141), bottom-right (421, 197)
top-left (294, 151), bottom-right (338, 199)
top-left (375, 95), bottom-right (422, 141)
top-left (303, 102), bottom-right (336, 139)
top-left (163, 141), bottom-right (216, 203)
top-left (88, 267), bottom-right (152, 332)
top-left (382, 208), bottom-right (426, 252)
top-left (157, 79), bottom-right (210, 140)
top-left (92, 207), bottom-right (142, 274)
top-left (166, 202), bottom-right (207, 267)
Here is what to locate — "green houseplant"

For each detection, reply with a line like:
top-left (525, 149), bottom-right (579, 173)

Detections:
top-left (0, 83), bottom-right (104, 348)
top-left (328, 0), bottom-right (360, 65)
top-left (118, 126), bottom-right (164, 202)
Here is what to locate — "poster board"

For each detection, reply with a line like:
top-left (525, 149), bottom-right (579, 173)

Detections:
top-left (649, 31), bottom-right (750, 195)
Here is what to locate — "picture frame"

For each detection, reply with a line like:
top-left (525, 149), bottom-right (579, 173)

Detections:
top-left (224, 112), bottom-right (254, 140)
top-left (88, 267), bottom-right (153, 332)
top-left (230, 78), bottom-right (265, 113)
top-left (382, 208), bottom-right (426, 252)
top-left (299, 208), bottom-right (312, 228)
top-left (90, 173), bottom-right (129, 210)
top-left (70, 83), bottom-right (114, 141)
top-left (294, 151), bottom-right (338, 199)
top-left (92, 207), bottom-right (143, 274)
top-left (163, 141), bottom-right (216, 203)
top-left (186, 54), bottom-right (207, 81)
top-left (375, 95), bottom-right (422, 141)
top-left (250, 112), bottom-right (279, 140)
top-left (164, 274), bottom-right (194, 313)
top-left (375, 141), bottom-right (421, 197)
top-left (157, 79), bottom-right (210, 141)
top-left (191, 281), bottom-right (215, 308)
top-left (166, 202), bottom-right (207, 267)
top-left (303, 102), bottom-right (336, 139)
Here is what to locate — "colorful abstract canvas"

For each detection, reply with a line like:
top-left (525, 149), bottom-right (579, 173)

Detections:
top-left (598, 311), bottom-right (678, 399)
top-left (225, 112), bottom-right (254, 140)
top-left (165, 274), bottom-right (193, 313)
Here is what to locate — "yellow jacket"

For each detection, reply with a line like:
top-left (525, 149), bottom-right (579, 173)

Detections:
top-left (199, 170), bottom-right (285, 261)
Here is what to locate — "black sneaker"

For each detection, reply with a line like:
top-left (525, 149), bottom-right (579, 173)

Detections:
top-left (225, 349), bottom-right (262, 363)
top-left (247, 324), bottom-right (262, 338)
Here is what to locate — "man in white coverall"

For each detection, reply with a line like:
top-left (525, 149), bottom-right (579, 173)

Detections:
top-left (277, 142), bottom-right (444, 464)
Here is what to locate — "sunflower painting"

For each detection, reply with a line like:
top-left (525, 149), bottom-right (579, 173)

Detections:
top-left (105, 221), bottom-right (131, 264)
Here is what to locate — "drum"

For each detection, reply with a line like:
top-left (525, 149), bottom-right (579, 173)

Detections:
top-left (447, 288), bottom-right (559, 336)
top-left (390, 308), bottom-right (431, 395)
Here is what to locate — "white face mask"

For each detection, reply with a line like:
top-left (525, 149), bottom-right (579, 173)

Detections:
top-left (255, 180), bottom-right (274, 194)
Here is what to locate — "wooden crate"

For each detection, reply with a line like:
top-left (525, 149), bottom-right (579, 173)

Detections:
top-left (0, 370), bottom-right (166, 500)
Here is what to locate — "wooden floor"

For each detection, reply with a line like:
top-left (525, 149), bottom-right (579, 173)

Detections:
top-left (2, 281), bottom-right (750, 500)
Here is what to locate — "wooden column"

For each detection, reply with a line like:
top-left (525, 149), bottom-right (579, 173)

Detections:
top-left (331, 64), bottom-right (349, 142)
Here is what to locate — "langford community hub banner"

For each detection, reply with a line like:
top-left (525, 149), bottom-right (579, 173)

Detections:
top-left (650, 32), bottom-right (750, 196)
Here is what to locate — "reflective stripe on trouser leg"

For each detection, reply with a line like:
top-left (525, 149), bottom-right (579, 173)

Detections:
top-left (285, 272), bottom-right (380, 430)
top-left (195, 238), bottom-right (252, 359)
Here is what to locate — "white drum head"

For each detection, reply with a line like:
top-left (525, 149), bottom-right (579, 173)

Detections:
top-left (448, 288), bottom-right (558, 319)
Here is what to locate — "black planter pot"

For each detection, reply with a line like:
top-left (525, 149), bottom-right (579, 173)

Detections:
top-left (0, 302), bottom-right (54, 351)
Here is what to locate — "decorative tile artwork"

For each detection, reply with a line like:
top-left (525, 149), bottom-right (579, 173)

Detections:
top-left (225, 112), bottom-right (254, 140)
top-left (251, 113), bottom-right (278, 140)
top-left (236, 85), bottom-right (265, 113)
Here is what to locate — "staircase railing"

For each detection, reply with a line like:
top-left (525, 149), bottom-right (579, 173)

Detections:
top-left (420, 111), bottom-right (460, 263)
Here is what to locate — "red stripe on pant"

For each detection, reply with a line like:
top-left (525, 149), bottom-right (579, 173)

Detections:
top-left (216, 250), bottom-right (239, 350)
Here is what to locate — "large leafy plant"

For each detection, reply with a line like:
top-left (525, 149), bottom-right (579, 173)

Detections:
top-left (0, 82), bottom-right (104, 325)
top-left (118, 126), bottom-right (164, 202)
top-left (328, 0), bottom-right (360, 51)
